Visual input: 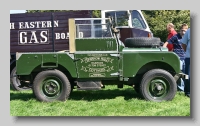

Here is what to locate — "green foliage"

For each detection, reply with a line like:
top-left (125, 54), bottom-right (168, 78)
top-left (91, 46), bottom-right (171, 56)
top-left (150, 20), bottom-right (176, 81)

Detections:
top-left (27, 10), bottom-right (101, 18)
top-left (116, 14), bottom-right (129, 26)
top-left (142, 10), bottom-right (190, 42)
top-left (132, 18), bottom-right (143, 29)
top-left (92, 10), bottom-right (101, 18)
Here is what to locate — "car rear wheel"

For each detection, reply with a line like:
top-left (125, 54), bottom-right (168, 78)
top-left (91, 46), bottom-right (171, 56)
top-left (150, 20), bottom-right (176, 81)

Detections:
top-left (33, 69), bottom-right (71, 102)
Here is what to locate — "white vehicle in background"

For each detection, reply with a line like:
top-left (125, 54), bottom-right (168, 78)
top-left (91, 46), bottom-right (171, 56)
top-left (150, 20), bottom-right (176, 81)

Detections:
top-left (101, 10), bottom-right (153, 42)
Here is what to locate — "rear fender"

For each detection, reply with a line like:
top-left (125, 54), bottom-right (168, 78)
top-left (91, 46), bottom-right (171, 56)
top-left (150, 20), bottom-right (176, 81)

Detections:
top-left (16, 52), bottom-right (77, 78)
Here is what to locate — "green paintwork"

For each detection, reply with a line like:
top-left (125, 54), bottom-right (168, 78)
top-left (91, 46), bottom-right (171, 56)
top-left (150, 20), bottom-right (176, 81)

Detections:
top-left (122, 48), bottom-right (180, 77)
top-left (16, 52), bottom-right (77, 78)
top-left (16, 47), bottom-right (181, 80)
top-left (74, 37), bottom-right (120, 78)
top-left (75, 38), bottom-right (118, 51)
top-left (16, 46), bottom-right (180, 80)
top-left (75, 53), bottom-right (119, 78)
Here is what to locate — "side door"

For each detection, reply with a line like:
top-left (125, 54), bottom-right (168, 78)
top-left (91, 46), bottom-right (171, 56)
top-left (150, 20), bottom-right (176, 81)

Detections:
top-left (74, 38), bottom-right (119, 78)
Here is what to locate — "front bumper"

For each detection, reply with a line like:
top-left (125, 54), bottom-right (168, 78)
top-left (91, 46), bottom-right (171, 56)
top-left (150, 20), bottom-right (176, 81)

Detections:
top-left (174, 72), bottom-right (189, 82)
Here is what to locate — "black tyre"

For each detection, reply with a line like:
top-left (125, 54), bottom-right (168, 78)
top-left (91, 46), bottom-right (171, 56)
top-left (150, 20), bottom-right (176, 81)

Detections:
top-left (124, 37), bottom-right (161, 47)
top-left (140, 69), bottom-right (177, 102)
top-left (33, 69), bottom-right (71, 102)
top-left (10, 67), bottom-right (31, 91)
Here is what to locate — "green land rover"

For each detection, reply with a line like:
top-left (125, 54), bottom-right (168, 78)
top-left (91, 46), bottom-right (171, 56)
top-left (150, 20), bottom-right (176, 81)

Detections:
top-left (15, 18), bottom-right (188, 102)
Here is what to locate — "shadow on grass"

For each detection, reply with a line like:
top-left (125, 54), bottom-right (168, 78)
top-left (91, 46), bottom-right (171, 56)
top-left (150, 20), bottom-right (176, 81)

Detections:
top-left (10, 85), bottom-right (35, 101)
top-left (68, 88), bottom-right (143, 101)
top-left (10, 92), bottom-right (35, 101)
top-left (10, 88), bottom-right (144, 102)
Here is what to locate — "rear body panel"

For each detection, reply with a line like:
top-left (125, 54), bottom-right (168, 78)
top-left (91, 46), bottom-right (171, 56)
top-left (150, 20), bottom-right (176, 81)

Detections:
top-left (16, 52), bottom-right (77, 77)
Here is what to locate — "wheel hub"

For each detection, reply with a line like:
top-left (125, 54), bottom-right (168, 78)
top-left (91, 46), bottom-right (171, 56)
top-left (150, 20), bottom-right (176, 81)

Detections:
top-left (156, 84), bottom-right (163, 91)
top-left (43, 79), bottom-right (61, 96)
top-left (150, 79), bottom-right (167, 97)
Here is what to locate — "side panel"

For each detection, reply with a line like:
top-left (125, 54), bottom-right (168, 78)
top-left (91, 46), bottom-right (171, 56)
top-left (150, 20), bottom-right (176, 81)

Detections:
top-left (75, 38), bottom-right (118, 51)
top-left (75, 53), bottom-right (119, 78)
top-left (16, 53), bottom-right (77, 77)
top-left (74, 37), bottom-right (119, 78)
top-left (122, 49), bottom-right (180, 77)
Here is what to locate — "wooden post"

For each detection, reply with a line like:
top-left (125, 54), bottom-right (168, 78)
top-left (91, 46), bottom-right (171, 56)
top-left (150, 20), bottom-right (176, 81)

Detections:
top-left (69, 18), bottom-right (76, 53)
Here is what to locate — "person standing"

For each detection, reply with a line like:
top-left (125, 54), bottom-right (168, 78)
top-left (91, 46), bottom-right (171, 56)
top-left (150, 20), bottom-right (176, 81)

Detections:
top-left (166, 23), bottom-right (177, 51)
top-left (163, 23), bottom-right (188, 92)
top-left (181, 28), bottom-right (190, 98)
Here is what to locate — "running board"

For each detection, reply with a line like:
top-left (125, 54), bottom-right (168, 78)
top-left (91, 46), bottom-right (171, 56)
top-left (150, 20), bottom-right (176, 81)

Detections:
top-left (77, 87), bottom-right (101, 90)
top-left (76, 81), bottom-right (103, 90)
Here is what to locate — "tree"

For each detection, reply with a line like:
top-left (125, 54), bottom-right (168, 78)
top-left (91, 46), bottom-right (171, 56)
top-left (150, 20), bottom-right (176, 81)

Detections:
top-left (26, 10), bottom-right (101, 18)
top-left (92, 10), bottom-right (101, 18)
top-left (142, 10), bottom-right (190, 42)
top-left (26, 10), bottom-right (75, 13)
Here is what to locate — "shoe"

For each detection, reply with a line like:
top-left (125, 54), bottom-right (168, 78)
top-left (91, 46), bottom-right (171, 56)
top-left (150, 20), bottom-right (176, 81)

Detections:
top-left (185, 94), bottom-right (190, 98)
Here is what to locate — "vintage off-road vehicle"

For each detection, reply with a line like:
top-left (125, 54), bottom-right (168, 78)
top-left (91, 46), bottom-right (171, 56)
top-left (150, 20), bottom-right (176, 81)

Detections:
top-left (10, 10), bottom-right (153, 91)
top-left (16, 17), bottom-right (188, 102)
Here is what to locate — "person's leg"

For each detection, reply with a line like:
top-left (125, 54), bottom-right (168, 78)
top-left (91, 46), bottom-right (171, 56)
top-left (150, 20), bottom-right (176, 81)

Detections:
top-left (177, 59), bottom-right (185, 92)
top-left (177, 78), bottom-right (184, 91)
top-left (182, 59), bottom-right (185, 73)
top-left (184, 58), bottom-right (190, 97)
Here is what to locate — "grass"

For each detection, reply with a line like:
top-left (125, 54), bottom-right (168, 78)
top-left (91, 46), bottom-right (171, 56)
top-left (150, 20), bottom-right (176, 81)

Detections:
top-left (10, 85), bottom-right (190, 116)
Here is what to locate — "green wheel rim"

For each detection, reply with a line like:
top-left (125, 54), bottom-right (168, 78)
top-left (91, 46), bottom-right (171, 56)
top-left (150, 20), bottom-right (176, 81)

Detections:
top-left (147, 78), bottom-right (169, 100)
top-left (40, 77), bottom-right (62, 99)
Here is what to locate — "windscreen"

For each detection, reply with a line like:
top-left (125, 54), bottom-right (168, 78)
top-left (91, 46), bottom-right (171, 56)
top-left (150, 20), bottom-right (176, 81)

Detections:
top-left (105, 11), bottom-right (128, 26)
top-left (131, 10), bottom-right (147, 29)
top-left (75, 19), bottom-right (113, 38)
